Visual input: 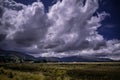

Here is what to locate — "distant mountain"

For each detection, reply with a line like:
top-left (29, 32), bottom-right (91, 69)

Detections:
top-left (37, 56), bottom-right (114, 62)
top-left (37, 57), bottom-right (60, 62)
top-left (0, 48), bottom-right (115, 62)
top-left (59, 56), bottom-right (114, 62)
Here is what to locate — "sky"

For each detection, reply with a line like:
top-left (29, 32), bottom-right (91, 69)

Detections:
top-left (0, 0), bottom-right (120, 60)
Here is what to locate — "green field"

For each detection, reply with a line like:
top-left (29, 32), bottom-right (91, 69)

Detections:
top-left (0, 62), bottom-right (120, 80)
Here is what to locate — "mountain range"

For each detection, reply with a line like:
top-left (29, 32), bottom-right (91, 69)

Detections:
top-left (0, 49), bottom-right (116, 62)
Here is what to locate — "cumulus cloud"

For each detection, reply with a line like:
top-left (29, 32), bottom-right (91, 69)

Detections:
top-left (44, 0), bottom-right (106, 52)
top-left (0, 0), bottom-right (120, 60)
top-left (0, 0), bottom-right (50, 49)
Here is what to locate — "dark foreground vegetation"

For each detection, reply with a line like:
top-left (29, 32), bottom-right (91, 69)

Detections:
top-left (0, 62), bottom-right (120, 80)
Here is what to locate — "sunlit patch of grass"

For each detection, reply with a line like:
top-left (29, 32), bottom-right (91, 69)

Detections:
top-left (0, 67), bottom-right (45, 80)
top-left (13, 72), bottom-right (45, 80)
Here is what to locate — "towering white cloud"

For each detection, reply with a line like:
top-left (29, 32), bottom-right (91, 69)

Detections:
top-left (44, 0), bottom-right (106, 52)
top-left (0, 0), bottom-right (120, 60)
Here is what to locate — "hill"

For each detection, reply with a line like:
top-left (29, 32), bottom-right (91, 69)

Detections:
top-left (0, 49), bottom-right (35, 63)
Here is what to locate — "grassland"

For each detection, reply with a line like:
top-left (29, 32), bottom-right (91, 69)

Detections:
top-left (0, 62), bottom-right (120, 80)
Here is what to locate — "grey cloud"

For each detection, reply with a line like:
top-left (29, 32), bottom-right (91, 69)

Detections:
top-left (0, 0), bottom-right (25, 11)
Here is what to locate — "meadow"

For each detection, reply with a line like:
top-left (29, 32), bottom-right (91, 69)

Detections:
top-left (0, 62), bottom-right (120, 80)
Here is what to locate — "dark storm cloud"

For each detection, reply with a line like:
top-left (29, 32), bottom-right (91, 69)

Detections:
top-left (0, 7), bottom-right (3, 18)
top-left (0, 34), bottom-right (6, 41)
top-left (0, 0), bottom-right (120, 60)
